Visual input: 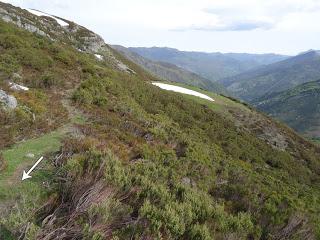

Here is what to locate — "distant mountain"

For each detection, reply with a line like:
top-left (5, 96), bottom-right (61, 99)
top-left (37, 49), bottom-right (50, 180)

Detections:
top-left (220, 50), bottom-right (320, 101)
top-left (128, 47), bottom-right (288, 81)
top-left (254, 80), bottom-right (320, 138)
top-left (112, 45), bottom-right (228, 94)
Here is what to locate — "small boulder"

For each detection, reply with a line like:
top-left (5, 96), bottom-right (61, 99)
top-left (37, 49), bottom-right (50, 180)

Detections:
top-left (26, 153), bottom-right (35, 158)
top-left (144, 133), bottom-right (153, 142)
top-left (12, 73), bottom-right (22, 81)
top-left (94, 54), bottom-right (103, 60)
top-left (117, 62), bottom-right (136, 74)
top-left (9, 82), bottom-right (29, 91)
top-left (0, 89), bottom-right (17, 109)
top-left (182, 177), bottom-right (191, 185)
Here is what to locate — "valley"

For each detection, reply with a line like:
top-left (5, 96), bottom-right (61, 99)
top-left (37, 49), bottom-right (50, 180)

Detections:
top-left (120, 47), bottom-right (320, 140)
top-left (219, 50), bottom-right (320, 102)
top-left (111, 45), bottom-right (228, 95)
top-left (0, 1), bottom-right (319, 240)
top-left (127, 47), bottom-right (288, 82)
top-left (253, 80), bottom-right (320, 139)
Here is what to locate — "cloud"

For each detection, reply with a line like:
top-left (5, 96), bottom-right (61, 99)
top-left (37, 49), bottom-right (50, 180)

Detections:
top-left (172, 0), bottom-right (320, 32)
top-left (171, 1), bottom-right (276, 32)
top-left (203, 0), bottom-right (320, 17)
top-left (173, 20), bottom-right (273, 32)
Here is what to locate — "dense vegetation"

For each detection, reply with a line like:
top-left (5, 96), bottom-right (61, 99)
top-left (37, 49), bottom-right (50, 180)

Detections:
top-left (253, 79), bottom-right (320, 139)
top-left (0, 6), bottom-right (320, 240)
top-left (0, 20), bottom-right (73, 148)
top-left (220, 51), bottom-right (320, 102)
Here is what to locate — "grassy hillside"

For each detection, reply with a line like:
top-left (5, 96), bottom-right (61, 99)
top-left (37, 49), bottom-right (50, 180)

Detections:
top-left (0, 3), bottom-right (319, 240)
top-left (129, 47), bottom-right (288, 82)
top-left (253, 80), bottom-right (320, 139)
top-left (112, 45), bottom-right (228, 95)
top-left (220, 51), bottom-right (320, 102)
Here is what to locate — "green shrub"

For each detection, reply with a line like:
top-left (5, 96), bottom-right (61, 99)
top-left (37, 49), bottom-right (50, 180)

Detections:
top-left (52, 47), bottom-right (75, 66)
top-left (0, 54), bottom-right (19, 75)
top-left (72, 88), bottom-right (94, 104)
top-left (72, 77), bottom-right (109, 106)
top-left (16, 48), bottom-right (53, 71)
top-left (88, 198), bottom-right (132, 225)
top-left (65, 148), bottom-right (107, 177)
top-left (189, 224), bottom-right (212, 240)
top-left (33, 73), bottom-right (62, 89)
top-left (0, 34), bottom-right (25, 49)
top-left (104, 152), bottom-right (130, 189)
top-left (139, 200), bottom-right (163, 234)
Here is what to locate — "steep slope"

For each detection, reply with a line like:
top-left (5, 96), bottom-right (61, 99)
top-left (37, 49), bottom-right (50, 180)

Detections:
top-left (112, 45), bottom-right (228, 94)
top-left (129, 47), bottom-right (288, 81)
top-left (0, 1), bottom-right (133, 73)
top-left (220, 50), bottom-right (320, 101)
top-left (254, 80), bottom-right (320, 139)
top-left (0, 2), bottom-right (104, 51)
top-left (0, 2), bottom-right (320, 240)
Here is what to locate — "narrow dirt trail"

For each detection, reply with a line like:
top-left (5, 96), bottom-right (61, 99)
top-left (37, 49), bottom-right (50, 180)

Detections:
top-left (0, 93), bottom-right (87, 218)
top-left (0, 92), bottom-right (86, 188)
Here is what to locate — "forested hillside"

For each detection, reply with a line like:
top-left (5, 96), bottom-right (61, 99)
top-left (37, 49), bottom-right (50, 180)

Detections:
top-left (220, 51), bottom-right (320, 101)
top-left (254, 80), bottom-right (320, 140)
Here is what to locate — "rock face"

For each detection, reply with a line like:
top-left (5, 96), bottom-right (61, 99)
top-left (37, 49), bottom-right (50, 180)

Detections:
top-left (0, 7), bottom-right (48, 37)
top-left (0, 89), bottom-right (17, 109)
top-left (81, 34), bottom-right (105, 53)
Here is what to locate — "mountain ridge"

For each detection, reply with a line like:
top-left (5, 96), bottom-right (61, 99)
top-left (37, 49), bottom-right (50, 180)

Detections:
top-left (254, 79), bottom-right (320, 139)
top-left (128, 46), bottom-right (289, 81)
top-left (112, 45), bottom-right (228, 95)
top-left (220, 50), bottom-right (320, 101)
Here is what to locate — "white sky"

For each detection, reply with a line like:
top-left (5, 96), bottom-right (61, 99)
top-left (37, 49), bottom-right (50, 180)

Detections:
top-left (2, 0), bottom-right (320, 55)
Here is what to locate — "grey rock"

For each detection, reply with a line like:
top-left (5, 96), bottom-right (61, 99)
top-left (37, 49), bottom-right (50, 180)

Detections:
top-left (82, 35), bottom-right (105, 52)
top-left (21, 22), bottom-right (47, 36)
top-left (26, 153), bottom-right (35, 158)
top-left (181, 177), bottom-right (191, 185)
top-left (12, 73), bottom-right (22, 80)
top-left (1, 14), bottom-right (11, 23)
top-left (144, 133), bottom-right (153, 142)
top-left (0, 89), bottom-right (17, 109)
top-left (117, 62), bottom-right (136, 74)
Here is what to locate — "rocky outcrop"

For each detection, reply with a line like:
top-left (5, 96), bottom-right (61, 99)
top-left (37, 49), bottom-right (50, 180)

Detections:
top-left (0, 2), bottom-right (104, 54)
top-left (117, 62), bottom-right (136, 74)
top-left (0, 89), bottom-right (17, 109)
top-left (81, 34), bottom-right (106, 53)
top-left (0, 2), bottom-right (135, 75)
top-left (0, 6), bottom-right (48, 37)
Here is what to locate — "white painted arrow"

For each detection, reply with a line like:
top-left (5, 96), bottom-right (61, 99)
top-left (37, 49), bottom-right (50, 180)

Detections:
top-left (22, 156), bottom-right (44, 181)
